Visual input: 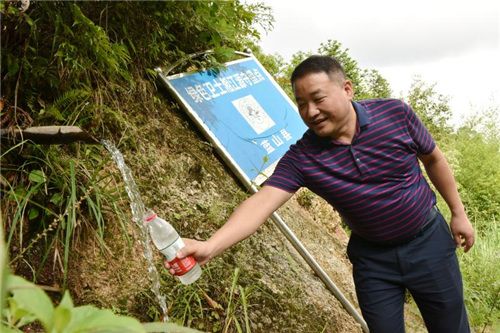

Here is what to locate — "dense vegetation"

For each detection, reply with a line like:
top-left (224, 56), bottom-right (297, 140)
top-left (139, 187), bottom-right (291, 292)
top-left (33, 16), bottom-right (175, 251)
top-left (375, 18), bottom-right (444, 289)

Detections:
top-left (1, 1), bottom-right (498, 332)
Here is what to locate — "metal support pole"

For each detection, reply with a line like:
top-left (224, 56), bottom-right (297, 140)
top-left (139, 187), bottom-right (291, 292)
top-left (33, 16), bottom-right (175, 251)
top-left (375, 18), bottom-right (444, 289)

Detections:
top-left (249, 186), bottom-right (369, 333)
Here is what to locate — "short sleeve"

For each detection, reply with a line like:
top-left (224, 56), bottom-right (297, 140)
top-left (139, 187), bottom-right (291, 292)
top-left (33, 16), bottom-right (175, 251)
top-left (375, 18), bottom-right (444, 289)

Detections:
top-left (263, 145), bottom-right (304, 193)
top-left (403, 102), bottom-right (436, 154)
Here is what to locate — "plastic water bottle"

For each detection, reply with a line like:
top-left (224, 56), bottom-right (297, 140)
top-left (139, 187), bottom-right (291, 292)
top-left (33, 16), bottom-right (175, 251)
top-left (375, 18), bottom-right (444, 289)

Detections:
top-left (144, 211), bottom-right (202, 285)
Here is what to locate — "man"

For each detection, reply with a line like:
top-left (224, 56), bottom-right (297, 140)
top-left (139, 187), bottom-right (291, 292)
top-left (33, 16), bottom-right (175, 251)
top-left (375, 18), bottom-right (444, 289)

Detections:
top-left (167, 55), bottom-right (474, 332)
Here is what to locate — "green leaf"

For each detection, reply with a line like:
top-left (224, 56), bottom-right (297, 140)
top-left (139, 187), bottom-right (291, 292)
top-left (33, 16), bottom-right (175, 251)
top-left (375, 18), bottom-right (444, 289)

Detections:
top-left (44, 106), bottom-right (65, 121)
top-left (142, 322), bottom-right (203, 333)
top-left (28, 208), bottom-right (39, 220)
top-left (145, 68), bottom-right (158, 78)
top-left (214, 46), bottom-right (235, 60)
top-left (24, 14), bottom-right (34, 27)
top-left (7, 59), bottom-right (19, 78)
top-left (51, 306), bottom-right (71, 332)
top-left (64, 305), bottom-right (145, 333)
top-left (28, 170), bottom-right (46, 184)
top-left (8, 187), bottom-right (24, 201)
top-left (0, 325), bottom-right (22, 333)
top-left (1, 214), bottom-right (9, 306)
top-left (6, 275), bottom-right (54, 329)
top-left (6, 298), bottom-right (37, 327)
top-left (59, 290), bottom-right (74, 309)
top-left (49, 291), bottom-right (74, 332)
top-left (50, 192), bottom-right (63, 206)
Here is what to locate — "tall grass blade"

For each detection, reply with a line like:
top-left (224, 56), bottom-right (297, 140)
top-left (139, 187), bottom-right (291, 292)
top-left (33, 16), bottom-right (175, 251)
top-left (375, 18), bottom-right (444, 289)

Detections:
top-left (239, 285), bottom-right (251, 333)
top-left (63, 160), bottom-right (77, 289)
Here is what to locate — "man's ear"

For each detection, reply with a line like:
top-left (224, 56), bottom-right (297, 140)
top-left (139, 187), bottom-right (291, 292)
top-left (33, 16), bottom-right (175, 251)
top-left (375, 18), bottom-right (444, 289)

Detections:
top-left (344, 80), bottom-right (354, 99)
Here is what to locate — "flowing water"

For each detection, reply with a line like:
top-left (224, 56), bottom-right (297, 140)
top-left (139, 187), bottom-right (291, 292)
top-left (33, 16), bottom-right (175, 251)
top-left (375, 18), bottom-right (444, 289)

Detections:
top-left (102, 140), bottom-right (168, 321)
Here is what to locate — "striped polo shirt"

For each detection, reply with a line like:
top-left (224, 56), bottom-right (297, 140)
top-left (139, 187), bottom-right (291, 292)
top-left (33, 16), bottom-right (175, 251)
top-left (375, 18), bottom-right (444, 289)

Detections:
top-left (265, 98), bottom-right (437, 243)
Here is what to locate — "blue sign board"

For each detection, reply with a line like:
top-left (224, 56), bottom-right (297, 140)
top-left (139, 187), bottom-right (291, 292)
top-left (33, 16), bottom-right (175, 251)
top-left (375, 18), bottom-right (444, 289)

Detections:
top-left (159, 55), bottom-right (307, 185)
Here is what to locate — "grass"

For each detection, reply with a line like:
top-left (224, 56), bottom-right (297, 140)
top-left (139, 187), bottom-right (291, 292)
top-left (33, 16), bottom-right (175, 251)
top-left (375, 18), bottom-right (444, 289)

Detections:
top-left (158, 262), bottom-right (257, 332)
top-left (223, 267), bottom-right (251, 333)
top-left (434, 196), bottom-right (499, 332)
top-left (1, 142), bottom-right (132, 290)
top-left (459, 216), bottom-right (500, 331)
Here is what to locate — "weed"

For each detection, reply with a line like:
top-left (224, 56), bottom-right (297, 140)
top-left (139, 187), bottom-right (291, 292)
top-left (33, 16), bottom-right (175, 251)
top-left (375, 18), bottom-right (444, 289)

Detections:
top-left (296, 188), bottom-right (315, 209)
top-left (223, 267), bottom-right (254, 333)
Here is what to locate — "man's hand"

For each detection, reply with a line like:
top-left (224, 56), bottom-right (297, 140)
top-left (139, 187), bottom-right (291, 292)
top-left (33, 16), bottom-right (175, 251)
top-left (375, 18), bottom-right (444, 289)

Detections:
top-left (449, 214), bottom-right (475, 252)
top-left (163, 186), bottom-right (293, 275)
top-left (420, 147), bottom-right (475, 253)
top-left (164, 238), bottom-right (213, 275)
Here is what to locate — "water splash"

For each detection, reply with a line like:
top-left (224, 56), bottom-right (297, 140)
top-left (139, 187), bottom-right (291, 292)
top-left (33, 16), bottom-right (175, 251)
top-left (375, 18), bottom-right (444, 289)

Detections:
top-left (102, 140), bottom-right (168, 321)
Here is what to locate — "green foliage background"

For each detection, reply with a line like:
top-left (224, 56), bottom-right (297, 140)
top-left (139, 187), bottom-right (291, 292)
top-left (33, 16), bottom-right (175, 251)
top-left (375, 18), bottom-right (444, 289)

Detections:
top-left (1, 0), bottom-right (498, 331)
top-left (2, 1), bottom-right (278, 331)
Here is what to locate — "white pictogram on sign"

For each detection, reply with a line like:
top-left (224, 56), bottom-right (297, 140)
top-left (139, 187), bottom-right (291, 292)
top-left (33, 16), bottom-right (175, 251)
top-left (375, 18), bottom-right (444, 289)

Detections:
top-left (231, 95), bottom-right (275, 134)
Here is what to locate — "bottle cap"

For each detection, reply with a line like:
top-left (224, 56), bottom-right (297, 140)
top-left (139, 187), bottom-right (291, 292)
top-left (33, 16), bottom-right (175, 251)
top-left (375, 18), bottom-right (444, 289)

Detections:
top-left (144, 211), bottom-right (157, 223)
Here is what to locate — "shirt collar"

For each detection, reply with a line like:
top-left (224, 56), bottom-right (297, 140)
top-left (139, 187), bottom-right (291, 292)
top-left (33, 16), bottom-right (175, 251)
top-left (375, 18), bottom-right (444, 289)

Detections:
top-left (352, 101), bottom-right (371, 128)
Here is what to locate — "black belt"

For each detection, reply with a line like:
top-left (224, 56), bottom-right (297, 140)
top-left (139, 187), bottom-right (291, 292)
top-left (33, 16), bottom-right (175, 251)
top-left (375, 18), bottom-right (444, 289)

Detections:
top-left (368, 206), bottom-right (439, 247)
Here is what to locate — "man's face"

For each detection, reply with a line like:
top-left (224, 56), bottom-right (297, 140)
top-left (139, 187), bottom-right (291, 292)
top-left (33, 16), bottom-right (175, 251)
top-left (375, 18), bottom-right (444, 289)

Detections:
top-left (293, 72), bottom-right (354, 139)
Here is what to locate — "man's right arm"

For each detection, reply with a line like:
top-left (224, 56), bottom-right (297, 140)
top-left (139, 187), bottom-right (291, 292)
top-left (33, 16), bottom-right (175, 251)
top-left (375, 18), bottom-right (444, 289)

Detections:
top-left (174, 185), bottom-right (294, 265)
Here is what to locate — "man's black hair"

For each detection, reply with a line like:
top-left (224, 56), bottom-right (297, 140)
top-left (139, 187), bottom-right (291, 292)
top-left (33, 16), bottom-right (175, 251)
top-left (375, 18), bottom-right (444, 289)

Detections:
top-left (291, 55), bottom-right (346, 85)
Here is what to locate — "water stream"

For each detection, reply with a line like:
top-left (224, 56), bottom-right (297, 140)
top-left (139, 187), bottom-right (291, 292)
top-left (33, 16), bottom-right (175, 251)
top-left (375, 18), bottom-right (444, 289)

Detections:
top-left (102, 140), bottom-right (168, 321)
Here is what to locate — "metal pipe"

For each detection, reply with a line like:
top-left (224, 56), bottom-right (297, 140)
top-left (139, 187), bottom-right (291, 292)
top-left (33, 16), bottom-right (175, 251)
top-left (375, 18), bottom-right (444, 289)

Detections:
top-left (0, 126), bottom-right (99, 145)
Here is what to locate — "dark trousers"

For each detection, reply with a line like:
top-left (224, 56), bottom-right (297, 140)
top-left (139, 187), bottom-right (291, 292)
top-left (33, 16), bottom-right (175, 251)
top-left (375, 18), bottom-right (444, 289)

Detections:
top-left (347, 208), bottom-right (470, 333)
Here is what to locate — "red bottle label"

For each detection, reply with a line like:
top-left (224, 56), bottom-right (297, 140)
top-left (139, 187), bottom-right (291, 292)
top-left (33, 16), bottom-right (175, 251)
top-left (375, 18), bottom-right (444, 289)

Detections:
top-left (168, 256), bottom-right (196, 276)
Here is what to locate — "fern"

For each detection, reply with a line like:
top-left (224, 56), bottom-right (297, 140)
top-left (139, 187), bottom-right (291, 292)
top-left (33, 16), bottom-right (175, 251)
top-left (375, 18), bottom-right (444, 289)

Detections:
top-left (52, 88), bottom-right (91, 111)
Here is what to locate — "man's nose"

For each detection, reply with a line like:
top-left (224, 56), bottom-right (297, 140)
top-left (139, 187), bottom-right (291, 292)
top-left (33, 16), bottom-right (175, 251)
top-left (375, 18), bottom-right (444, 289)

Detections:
top-left (305, 103), bottom-right (320, 118)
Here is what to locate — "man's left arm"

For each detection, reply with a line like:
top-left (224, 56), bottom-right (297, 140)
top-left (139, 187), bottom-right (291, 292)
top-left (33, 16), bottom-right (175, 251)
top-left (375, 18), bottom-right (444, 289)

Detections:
top-left (419, 146), bottom-right (475, 252)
